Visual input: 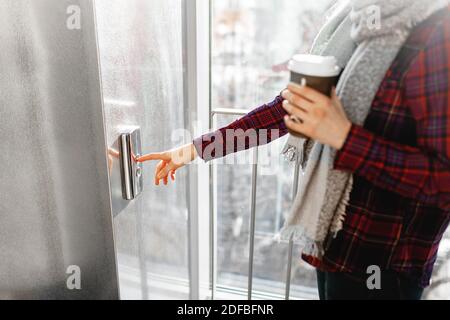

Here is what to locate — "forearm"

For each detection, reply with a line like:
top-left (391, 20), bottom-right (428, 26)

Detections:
top-left (193, 95), bottom-right (288, 161)
top-left (335, 124), bottom-right (450, 210)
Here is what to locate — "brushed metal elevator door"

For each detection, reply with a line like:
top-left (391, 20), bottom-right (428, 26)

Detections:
top-left (0, 0), bottom-right (119, 299)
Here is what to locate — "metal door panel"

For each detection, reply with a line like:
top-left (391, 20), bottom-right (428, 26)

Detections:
top-left (0, 0), bottom-right (118, 299)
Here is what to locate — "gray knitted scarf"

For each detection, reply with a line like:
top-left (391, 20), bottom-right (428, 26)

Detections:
top-left (279, 0), bottom-right (448, 257)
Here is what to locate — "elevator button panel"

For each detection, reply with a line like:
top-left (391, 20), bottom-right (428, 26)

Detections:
top-left (119, 127), bottom-right (143, 200)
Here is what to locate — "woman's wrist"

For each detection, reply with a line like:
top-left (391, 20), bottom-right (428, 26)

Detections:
top-left (334, 121), bottom-right (352, 150)
top-left (169, 143), bottom-right (198, 166)
top-left (189, 143), bottom-right (198, 162)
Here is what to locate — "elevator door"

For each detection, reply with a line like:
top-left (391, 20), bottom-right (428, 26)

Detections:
top-left (0, 0), bottom-right (118, 299)
top-left (94, 0), bottom-right (191, 299)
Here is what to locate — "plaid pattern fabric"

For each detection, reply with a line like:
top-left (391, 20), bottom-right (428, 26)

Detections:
top-left (194, 95), bottom-right (288, 161)
top-left (193, 8), bottom-right (450, 288)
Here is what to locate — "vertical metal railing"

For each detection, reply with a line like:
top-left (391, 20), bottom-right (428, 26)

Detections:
top-left (285, 156), bottom-right (301, 300)
top-left (210, 161), bottom-right (217, 300)
top-left (210, 108), bottom-right (302, 300)
top-left (247, 148), bottom-right (259, 300)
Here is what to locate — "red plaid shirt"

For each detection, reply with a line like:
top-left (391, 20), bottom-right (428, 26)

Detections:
top-left (194, 8), bottom-right (450, 288)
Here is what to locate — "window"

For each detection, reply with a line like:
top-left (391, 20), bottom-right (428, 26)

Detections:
top-left (211, 0), bottom-right (335, 299)
top-left (209, 0), bottom-right (450, 301)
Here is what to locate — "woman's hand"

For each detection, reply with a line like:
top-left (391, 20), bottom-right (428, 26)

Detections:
top-left (137, 143), bottom-right (198, 186)
top-left (281, 83), bottom-right (352, 150)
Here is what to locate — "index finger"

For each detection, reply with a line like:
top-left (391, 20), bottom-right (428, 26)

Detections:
top-left (287, 82), bottom-right (328, 104)
top-left (137, 152), bottom-right (169, 163)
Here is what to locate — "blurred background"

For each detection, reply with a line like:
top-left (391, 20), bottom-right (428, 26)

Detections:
top-left (211, 0), bottom-right (450, 300)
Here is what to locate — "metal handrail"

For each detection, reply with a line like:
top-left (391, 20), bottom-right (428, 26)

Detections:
top-left (211, 108), bottom-right (250, 116)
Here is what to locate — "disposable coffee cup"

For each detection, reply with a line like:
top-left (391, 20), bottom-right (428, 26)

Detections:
top-left (288, 54), bottom-right (341, 98)
top-left (286, 54), bottom-right (341, 138)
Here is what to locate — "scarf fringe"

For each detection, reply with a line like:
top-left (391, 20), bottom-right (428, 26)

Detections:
top-left (274, 225), bottom-right (325, 258)
top-left (331, 176), bottom-right (353, 234)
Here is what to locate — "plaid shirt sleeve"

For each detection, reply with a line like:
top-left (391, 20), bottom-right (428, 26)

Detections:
top-left (193, 95), bottom-right (288, 161)
top-left (334, 21), bottom-right (450, 210)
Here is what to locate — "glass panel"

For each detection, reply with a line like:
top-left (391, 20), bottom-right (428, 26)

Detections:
top-left (95, 0), bottom-right (189, 300)
top-left (212, 0), bottom-right (333, 110)
top-left (211, 0), bottom-right (333, 299)
top-left (212, 0), bottom-right (450, 300)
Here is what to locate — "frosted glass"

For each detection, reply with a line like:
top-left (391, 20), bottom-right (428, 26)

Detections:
top-left (95, 0), bottom-right (189, 299)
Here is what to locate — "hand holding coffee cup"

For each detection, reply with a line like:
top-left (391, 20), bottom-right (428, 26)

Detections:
top-left (286, 54), bottom-right (341, 129)
top-left (282, 54), bottom-right (352, 150)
